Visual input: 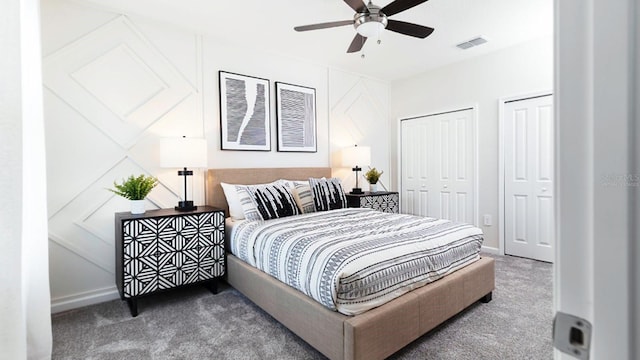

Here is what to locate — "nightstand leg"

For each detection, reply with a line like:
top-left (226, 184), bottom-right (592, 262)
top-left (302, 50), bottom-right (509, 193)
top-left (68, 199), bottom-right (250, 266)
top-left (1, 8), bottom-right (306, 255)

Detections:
top-left (126, 298), bottom-right (138, 317)
top-left (205, 279), bottom-right (219, 294)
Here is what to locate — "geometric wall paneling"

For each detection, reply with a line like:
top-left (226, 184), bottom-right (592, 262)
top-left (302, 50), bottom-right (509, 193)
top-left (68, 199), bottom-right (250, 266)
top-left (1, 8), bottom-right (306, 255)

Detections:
top-left (48, 231), bottom-right (113, 275)
top-left (43, 12), bottom-right (205, 304)
top-left (144, 94), bottom-right (204, 138)
top-left (128, 17), bottom-right (201, 89)
top-left (43, 16), bottom-right (196, 148)
top-left (47, 157), bottom-right (166, 275)
top-left (43, 88), bottom-right (126, 216)
top-left (40, 0), bottom-right (120, 57)
top-left (44, 0), bottom-right (329, 310)
top-left (329, 69), bottom-right (390, 192)
top-left (330, 81), bottom-right (386, 146)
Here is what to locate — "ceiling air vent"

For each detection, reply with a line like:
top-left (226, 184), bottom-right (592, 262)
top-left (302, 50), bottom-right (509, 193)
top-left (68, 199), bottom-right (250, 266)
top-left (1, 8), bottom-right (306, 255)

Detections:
top-left (456, 36), bottom-right (488, 50)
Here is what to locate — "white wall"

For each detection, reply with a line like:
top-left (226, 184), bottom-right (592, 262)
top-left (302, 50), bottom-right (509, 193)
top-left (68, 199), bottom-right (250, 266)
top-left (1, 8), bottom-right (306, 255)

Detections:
top-left (389, 36), bottom-right (554, 249)
top-left (41, 0), bottom-right (389, 311)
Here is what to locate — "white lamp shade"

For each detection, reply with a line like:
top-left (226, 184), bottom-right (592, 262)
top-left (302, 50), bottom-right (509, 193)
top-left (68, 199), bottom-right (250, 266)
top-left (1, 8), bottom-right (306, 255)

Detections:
top-left (342, 145), bottom-right (371, 167)
top-left (159, 138), bottom-right (207, 168)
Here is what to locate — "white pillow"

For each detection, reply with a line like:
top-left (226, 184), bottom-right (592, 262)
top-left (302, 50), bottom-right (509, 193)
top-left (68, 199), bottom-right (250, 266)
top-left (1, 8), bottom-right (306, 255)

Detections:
top-left (290, 181), bottom-right (316, 214)
top-left (221, 182), bottom-right (245, 220)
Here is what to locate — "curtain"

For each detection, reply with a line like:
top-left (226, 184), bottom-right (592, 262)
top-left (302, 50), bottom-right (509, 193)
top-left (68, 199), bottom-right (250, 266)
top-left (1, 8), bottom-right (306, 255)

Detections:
top-left (0, 0), bottom-right (53, 358)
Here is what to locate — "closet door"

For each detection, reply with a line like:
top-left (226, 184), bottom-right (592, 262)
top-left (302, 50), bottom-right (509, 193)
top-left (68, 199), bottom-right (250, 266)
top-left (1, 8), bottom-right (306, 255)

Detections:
top-left (401, 109), bottom-right (475, 224)
top-left (504, 95), bottom-right (554, 262)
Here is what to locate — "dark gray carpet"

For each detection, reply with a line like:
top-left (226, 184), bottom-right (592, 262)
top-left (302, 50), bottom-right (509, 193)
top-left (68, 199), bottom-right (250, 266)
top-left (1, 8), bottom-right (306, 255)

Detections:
top-left (51, 254), bottom-right (553, 359)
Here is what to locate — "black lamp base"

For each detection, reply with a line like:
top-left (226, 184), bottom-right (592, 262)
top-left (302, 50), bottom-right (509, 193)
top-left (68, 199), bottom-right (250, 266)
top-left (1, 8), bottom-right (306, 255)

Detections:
top-left (175, 200), bottom-right (197, 212)
top-left (350, 165), bottom-right (364, 195)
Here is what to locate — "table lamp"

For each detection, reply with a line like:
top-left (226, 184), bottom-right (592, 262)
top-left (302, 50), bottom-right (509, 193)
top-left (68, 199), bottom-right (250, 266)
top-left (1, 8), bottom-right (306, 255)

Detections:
top-left (159, 137), bottom-right (207, 211)
top-left (342, 144), bottom-right (371, 194)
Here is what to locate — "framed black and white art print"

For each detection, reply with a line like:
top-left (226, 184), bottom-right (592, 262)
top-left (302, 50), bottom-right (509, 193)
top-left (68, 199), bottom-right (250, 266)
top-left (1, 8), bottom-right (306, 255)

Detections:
top-left (275, 82), bottom-right (317, 153)
top-left (219, 71), bottom-right (271, 151)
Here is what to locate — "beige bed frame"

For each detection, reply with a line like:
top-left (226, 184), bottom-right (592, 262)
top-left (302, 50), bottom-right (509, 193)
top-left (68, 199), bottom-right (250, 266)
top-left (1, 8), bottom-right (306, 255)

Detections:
top-left (206, 168), bottom-right (495, 360)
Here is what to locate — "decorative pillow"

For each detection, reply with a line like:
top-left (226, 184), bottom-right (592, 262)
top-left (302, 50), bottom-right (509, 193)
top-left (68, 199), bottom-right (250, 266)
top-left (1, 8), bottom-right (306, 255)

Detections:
top-left (308, 177), bottom-right (348, 211)
top-left (220, 182), bottom-right (245, 220)
top-left (236, 182), bottom-right (300, 221)
top-left (290, 180), bottom-right (316, 214)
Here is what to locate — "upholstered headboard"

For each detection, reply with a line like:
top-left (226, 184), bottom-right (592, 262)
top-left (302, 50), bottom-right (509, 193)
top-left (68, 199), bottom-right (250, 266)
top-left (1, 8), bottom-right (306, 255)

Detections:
top-left (206, 167), bottom-right (332, 216)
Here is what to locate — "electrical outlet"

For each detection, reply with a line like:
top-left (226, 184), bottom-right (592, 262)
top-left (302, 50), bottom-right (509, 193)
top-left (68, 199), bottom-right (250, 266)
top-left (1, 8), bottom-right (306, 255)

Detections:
top-left (483, 215), bottom-right (492, 226)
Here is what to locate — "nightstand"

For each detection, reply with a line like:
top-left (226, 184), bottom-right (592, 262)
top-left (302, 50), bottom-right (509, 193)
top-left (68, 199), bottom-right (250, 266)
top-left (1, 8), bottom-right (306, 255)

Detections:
top-left (115, 206), bottom-right (225, 316)
top-left (345, 191), bottom-right (400, 213)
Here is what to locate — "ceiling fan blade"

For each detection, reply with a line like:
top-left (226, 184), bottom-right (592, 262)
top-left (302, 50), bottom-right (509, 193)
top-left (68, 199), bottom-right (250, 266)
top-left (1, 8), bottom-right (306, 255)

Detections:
top-left (347, 33), bottom-right (367, 53)
top-left (294, 20), bottom-right (354, 32)
top-left (344, 0), bottom-right (368, 13)
top-left (381, 0), bottom-right (429, 16)
top-left (386, 20), bottom-right (434, 38)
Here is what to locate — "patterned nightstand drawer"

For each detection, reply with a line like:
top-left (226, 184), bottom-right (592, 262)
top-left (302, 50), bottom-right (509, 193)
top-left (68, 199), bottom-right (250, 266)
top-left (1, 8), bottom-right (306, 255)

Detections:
top-left (115, 206), bottom-right (225, 316)
top-left (346, 192), bottom-right (399, 214)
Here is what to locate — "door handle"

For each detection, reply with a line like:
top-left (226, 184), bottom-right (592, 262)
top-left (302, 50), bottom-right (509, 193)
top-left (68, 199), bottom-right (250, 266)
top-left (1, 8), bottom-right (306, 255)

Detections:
top-left (443, 185), bottom-right (448, 188)
top-left (542, 187), bottom-right (547, 192)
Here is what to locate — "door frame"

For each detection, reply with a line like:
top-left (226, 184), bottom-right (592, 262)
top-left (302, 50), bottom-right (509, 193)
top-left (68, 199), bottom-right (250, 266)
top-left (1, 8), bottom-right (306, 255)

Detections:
top-left (498, 91), bottom-right (553, 256)
top-left (397, 104), bottom-right (480, 227)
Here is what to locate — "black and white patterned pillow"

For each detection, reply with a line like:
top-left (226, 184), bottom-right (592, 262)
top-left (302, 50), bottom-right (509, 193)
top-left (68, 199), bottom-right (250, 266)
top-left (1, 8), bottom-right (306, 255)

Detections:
top-left (308, 177), bottom-right (348, 211)
top-left (236, 182), bottom-right (300, 221)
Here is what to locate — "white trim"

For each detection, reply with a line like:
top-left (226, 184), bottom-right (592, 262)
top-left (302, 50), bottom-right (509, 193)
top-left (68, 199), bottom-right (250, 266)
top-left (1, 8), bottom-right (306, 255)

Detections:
top-left (498, 91), bottom-right (552, 257)
top-left (50, 285), bottom-right (119, 314)
top-left (472, 103), bottom-right (479, 228)
top-left (398, 104), bottom-right (479, 227)
top-left (481, 246), bottom-right (501, 255)
top-left (396, 116), bottom-right (402, 209)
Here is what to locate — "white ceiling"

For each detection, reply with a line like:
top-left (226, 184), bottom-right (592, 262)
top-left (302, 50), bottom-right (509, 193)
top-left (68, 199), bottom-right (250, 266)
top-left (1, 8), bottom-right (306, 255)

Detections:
top-left (78, 0), bottom-right (553, 81)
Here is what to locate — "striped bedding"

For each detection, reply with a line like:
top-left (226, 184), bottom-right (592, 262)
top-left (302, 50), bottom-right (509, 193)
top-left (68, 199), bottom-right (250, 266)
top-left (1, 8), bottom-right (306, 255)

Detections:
top-left (229, 207), bottom-right (483, 315)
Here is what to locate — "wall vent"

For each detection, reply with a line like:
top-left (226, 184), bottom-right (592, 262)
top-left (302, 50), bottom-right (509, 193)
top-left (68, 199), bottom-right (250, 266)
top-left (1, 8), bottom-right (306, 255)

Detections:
top-left (456, 36), bottom-right (488, 50)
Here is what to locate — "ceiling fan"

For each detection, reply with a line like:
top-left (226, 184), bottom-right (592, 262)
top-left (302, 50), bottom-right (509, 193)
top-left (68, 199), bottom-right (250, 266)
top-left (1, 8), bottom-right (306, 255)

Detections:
top-left (294, 0), bottom-right (435, 53)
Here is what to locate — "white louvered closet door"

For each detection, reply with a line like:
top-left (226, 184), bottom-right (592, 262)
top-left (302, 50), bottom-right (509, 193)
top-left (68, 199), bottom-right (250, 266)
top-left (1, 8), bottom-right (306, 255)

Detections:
top-left (401, 109), bottom-right (475, 224)
top-left (504, 95), bottom-right (554, 262)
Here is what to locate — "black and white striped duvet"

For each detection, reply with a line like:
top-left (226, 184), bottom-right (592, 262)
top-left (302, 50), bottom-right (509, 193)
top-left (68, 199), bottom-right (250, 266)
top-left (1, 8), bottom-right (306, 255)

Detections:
top-left (230, 208), bottom-right (483, 315)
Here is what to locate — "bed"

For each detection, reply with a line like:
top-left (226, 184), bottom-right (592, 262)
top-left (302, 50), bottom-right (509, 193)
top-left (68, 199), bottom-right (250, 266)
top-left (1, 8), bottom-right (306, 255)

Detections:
top-left (206, 167), bottom-right (495, 360)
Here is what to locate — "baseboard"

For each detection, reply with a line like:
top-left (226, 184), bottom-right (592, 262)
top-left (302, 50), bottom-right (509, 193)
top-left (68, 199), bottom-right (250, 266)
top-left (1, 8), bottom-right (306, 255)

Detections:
top-left (481, 245), bottom-right (501, 255)
top-left (51, 286), bottom-right (120, 314)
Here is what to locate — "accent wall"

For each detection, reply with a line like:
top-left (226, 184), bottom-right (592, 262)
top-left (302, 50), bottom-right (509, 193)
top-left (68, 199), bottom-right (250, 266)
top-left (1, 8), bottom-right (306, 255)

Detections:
top-left (42, 0), bottom-right (390, 311)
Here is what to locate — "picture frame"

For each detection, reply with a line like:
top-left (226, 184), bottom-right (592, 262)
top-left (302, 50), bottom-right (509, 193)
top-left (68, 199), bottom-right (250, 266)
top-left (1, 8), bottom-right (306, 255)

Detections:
top-left (219, 71), bottom-right (271, 151)
top-left (275, 82), bottom-right (317, 153)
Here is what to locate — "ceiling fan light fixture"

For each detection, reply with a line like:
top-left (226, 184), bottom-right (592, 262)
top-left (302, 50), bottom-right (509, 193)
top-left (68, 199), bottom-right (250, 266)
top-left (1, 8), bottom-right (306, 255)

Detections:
top-left (356, 21), bottom-right (385, 38)
top-left (295, 0), bottom-right (434, 54)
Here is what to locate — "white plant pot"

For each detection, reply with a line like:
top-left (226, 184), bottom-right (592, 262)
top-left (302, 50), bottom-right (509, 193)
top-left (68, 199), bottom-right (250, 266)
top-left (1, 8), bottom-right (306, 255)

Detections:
top-left (369, 183), bottom-right (378, 192)
top-left (130, 200), bottom-right (145, 214)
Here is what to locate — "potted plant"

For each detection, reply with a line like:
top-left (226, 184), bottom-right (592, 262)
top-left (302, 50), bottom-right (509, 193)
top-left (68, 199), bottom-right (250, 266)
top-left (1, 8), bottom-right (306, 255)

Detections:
top-left (108, 174), bottom-right (158, 214)
top-left (364, 168), bottom-right (383, 192)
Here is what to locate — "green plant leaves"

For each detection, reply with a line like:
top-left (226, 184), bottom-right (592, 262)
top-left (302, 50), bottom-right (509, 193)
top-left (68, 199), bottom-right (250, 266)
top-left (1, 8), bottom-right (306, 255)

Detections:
top-left (107, 174), bottom-right (158, 200)
top-left (365, 168), bottom-right (383, 184)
